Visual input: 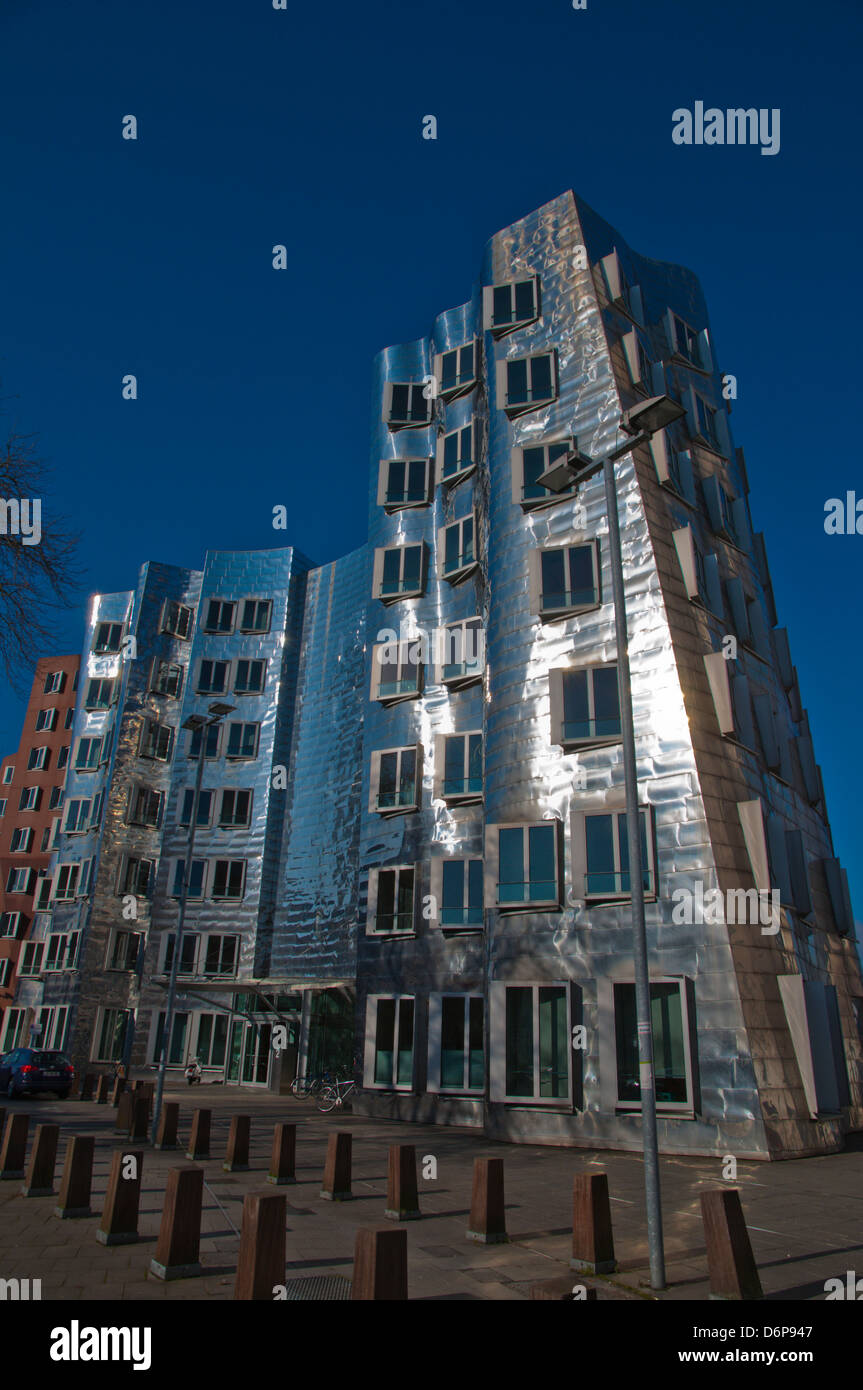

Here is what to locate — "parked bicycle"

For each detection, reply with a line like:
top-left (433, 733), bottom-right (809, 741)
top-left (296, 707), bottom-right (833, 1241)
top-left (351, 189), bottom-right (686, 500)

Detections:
top-left (316, 1077), bottom-right (360, 1112)
top-left (290, 1068), bottom-right (341, 1098)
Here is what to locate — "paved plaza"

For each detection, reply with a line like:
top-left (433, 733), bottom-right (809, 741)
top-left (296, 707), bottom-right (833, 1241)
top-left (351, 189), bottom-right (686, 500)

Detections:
top-left (0, 1086), bottom-right (860, 1301)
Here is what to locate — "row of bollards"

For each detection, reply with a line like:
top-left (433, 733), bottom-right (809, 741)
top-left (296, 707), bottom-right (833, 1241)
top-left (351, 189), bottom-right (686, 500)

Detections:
top-left (1, 1102), bottom-right (764, 1301)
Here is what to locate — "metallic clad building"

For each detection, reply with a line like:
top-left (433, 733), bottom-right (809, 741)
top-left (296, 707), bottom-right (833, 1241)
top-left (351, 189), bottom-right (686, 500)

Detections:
top-left (9, 191), bottom-right (863, 1157)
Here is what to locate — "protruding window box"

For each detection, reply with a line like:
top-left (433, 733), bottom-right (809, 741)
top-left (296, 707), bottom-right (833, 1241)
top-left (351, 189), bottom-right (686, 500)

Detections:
top-left (370, 640), bottom-right (423, 706)
top-left (436, 423), bottom-right (476, 487)
top-left (549, 666), bottom-right (621, 750)
top-left (439, 515), bottom-right (478, 585)
top-left (437, 617), bottom-right (484, 689)
top-left (369, 746), bottom-right (422, 818)
top-left (434, 733), bottom-right (482, 806)
top-left (367, 865), bottom-right (417, 936)
top-left (429, 858), bottom-right (484, 933)
top-left (574, 807), bottom-right (657, 903)
top-left (433, 341), bottom-right (478, 402)
top-left (482, 276), bottom-right (540, 337)
top-left (529, 542), bottom-right (601, 621)
top-left (512, 441), bottom-right (577, 510)
top-left (377, 458), bottom-right (433, 512)
top-left (383, 382), bottom-right (432, 432)
top-left (496, 352), bottom-right (558, 417)
top-left (373, 544), bottom-right (427, 604)
top-left (486, 821), bottom-right (563, 913)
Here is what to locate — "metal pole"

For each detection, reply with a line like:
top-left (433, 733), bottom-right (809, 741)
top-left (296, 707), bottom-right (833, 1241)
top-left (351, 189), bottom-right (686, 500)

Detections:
top-left (150, 719), bottom-right (211, 1142)
top-left (600, 438), bottom-right (667, 1291)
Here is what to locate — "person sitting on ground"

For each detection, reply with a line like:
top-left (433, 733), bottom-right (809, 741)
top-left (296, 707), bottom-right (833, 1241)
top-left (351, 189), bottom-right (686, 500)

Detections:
top-left (184, 1057), bottom-right (202, 1086)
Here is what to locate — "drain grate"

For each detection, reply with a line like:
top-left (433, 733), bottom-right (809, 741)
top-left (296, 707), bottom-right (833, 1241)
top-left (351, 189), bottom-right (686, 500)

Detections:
top-left (279, 1275), bottom-right (353, 1301)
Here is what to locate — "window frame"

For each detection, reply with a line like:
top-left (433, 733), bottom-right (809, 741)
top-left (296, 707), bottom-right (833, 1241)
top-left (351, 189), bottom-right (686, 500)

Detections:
top-left (364, 994), bottom-right (416, 1092)
top-left (497, 350), bottom-right (559, 417)
top-left (433, 339), bottom-right (479, 402)
top-left (548, 663), bottom-right (622, 751)
top-left (369, 744), bottom-right (422, 817)
top-left (485, 820), bottom-right (563, 914)
top-left (529, 541), bottom-right (602, 621)
top-left (438, 512), bottom-right (478, 584)
top-left (490, 981), bottom-right (573, 1106)
top-left (436, 617), bottom-right (485, 689)
top-left (366, 864), bottom-right (417, 937)
top-left (239, 599), bottom-right (273, 634)
top-left (428, 856), bottom-right (484, 931)
top-left (434, 731), bottom-right (483, 806)
top-left (376, 457), bottom-right (434, 512)
top-left (436, 421), bottom-right (476, 488)
top-left (372, 543), bottom-right (427, 605)
top-left (482, 275), bottom-right (541, 337)
top-left (604, 975), bottom-right (697, 1116)
top-left (383, 381), bottom-right (433, 432)
top-left (370, 638), bottom-right (423, 706)
top-left (511, 439), bottom-right (578, 511)
top-left (427, 993), bottom-right (485, 1094)
top-left (573, 804), bottom-right (658, 904)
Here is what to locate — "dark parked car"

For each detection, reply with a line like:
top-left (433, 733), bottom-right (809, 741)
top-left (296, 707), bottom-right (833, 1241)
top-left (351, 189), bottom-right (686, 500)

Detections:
top-left (0, 1048), bottom-right (75, 1099)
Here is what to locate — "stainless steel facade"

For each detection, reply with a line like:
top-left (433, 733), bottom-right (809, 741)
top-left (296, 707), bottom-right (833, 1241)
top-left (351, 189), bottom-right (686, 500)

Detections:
top-left (11, 191), bottom-right (863, 1157)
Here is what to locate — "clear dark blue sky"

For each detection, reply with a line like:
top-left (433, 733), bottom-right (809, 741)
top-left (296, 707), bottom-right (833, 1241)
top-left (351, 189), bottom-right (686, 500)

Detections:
top-left (1, 0), bottom-right (860, 910)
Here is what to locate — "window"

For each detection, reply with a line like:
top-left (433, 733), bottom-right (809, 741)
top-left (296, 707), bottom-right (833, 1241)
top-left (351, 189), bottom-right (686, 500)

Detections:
top-left (53, 864), bottom-right (81, 901)
top-left (119, 857), bottom-right (153, 897)
top-left (370, 746), bottom-right (421, 816)
top-left (1, 1009), bottom-right (28, 1050)
top-left (64, 799), bottom-right (92, 834)
top-left (429, 995), bottom-right (484, 1092)
top-left (1, 766), bottom-right (13, 784)
top-left (614, 980), bottom-right (693, 1110)
top-left (437, 733), bottom-right (482, 804)
top-left (377, 457), bottom-right (432, 511)
top-left (218, 789), bottom-right (252, 827)
top-left (702, 474), bottom-right (739, 545)
top-left (18, 786), bottom-right (41, 812)
top-left (669, 313), bottom-right (698, 364)
top-left (239, 599), bottom-right (272, 633)
top-left (35, 707), bottom-right (58, 731)
top-left (437, 858), bottom-right (484, 929)
top-left (434, 340), bottom-right (477, 400)
top-left (151, 1010), bottom-right (191, 1066)
top-left (74, 739), bottom-right (102, 772)
top-left (0, 912), bottom-right (23, 938)
top-left (368, 865), bottom-right (416, 935)
top-left (211, 859), bottom-right (246, 900)
top-left (374, 544), bottom-right (426, 603)
top-left (108, 930), bottom-right (142, 971)
top-left (366, 996), bottom-right (415, 1089)
top-left (57, 745), bottom-right (70, 770)
top-left (370, 639), bottom-right (423, 704)
top-left (179, 788), bottom-right (214, 826)
top-left (0, 799), bottom-right (5, 817)
top-left (531, 542), bottom-right (601, 619)
top-left (197, 659), bottom-right (230, 695)
top-left (692, 393), bottom-right (720, 451)
top-left (150, 660), bottom-right (184, 698)
top-left (234, 659), bottom-right (267, 695)
top-left (93, 1008), bottom-right (130, 1063)
top-left (384, 381), bottom-right (432, 430)
top-left (35, 874), bottom-right (53, 908)
top-left (18, 942), bottom-right (44, 976)
top-left (201, 935), bottom-right (239, 978)
top-left (93, 621), bottom-right (124, 654)
top-left (40, 827), bottom-right (50, 852)
top-left (139, 720), bottom-right (174, 762)
top-left (196, 1012), bottom-right (229, 1067)
top-left (513, 441), bottom-right (576, 509)
top-left (49, 786), bottom-right (62, 810)
top-left (225, 722), bottom-right (259, 760)
top-left (439, 514), bottom-right (477, 583)
top-left (128, 785), bottom-right (163, 829)
top-left (438, 617), bottom-right (484, 688)
top-left (0, 961), bottom-right (12, 989)
top-left (84, 678), bottom-right (115, 710)
top-left (579, 808), bottom-right (656, 901)
top-left (203, 599), bottom-right (236, 633)
top-left (43, 670), bottom-right (66, 694)
top-left (170, 859), bottom-right (207, 899)
top-left (484, 276), bottom-right (540, 335)
top-left (64, 708), bottom-right (74, 730)
top-left (10, 827), bottom-right (34, 853)
top-left (437, 422), bottom-right (475, 486)
top-left (163, 933), bottom-right (198, 976)
top-left (498, 984), bottom-right (570, 1102)
top-left (188, 723), bottom-right (221, 760)
top-left (161, 600), bottom-right (193, 640)
top-left (549, 665), bottom-right (621, 749)
top-left (28, 746), bottom-right (50, 771)
top-left (489, 822), bottom-right (562, 911)
top-left (498, 351), bottom-right (557, 416)
top-left (6, 868), bottom-right (34, 894)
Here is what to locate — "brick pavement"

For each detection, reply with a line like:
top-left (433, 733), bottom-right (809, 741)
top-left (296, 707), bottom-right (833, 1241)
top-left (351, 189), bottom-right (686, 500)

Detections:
top-left (0, 1086), bottom-right (861, 1301)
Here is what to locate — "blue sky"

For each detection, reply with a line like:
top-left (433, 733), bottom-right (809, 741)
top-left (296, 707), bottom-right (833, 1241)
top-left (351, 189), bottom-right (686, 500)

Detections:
top-left (1, 0), bottom-right (860, 909)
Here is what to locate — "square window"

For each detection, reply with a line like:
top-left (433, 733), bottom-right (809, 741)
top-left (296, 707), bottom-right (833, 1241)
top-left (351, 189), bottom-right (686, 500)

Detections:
top-left (498, 352), bottom-right (557, 416)
top-left (202, 935), bottom-right (239, 978)
top-left (218, 789), bottom-right (252, 827)
top-left (437, 732), bottom-right (483, 804)
top-left (580, 808), bottom-right (656, 901)
top-left (27, 747), bottom-right (50, 771)
top-left (203, 599), bottom-right (236, 634)
top-left (533, 543), bottom-right (601, 619)
top-left (225, 722), bottom-right (259, 760)
top-left (171, 859), bottom-right (207, 900)
top-left (434, 341), bottom-right (478, 401)
top-left (18, 786), bottom-right (40, 812)
top-left (43, 671), bottom-right (66, 694)
top-left (151, 660), bottom-right (184, 698)
top-left (64, 799), bottom-right (91, 834)
top-left (84, 677), bottom-right (115, 710)
top-left (484, 276), bottom-right (540, 336)
top-left (550, 665), bottom-right (622, 749)
top-left (377, 457), bottom-right (433, 511)
top-left (161, 601), bottom-right (193, 640)
top-left (35, 707), bottom-right (58, 732)
top-left (490, 822), bottom-right (561, 911)
top-left (239, 599), bottom-right (273, 633)
top-left (139, 721), bottom-right (173, 762)
top-left (93, 621), bottom-right (124, 654)
top-left (438, 617), bottom-right (485, 688)
top-left (188, 723), bottom-right (221, 760)
top-left (128, 785), bottom-right (163, 829)
top-left (514, 441), bottom-right (576, 509)
top-left (371, 746), bottom-right (420, 816)
top-left (370, 638), bottom-right (423, 705)
top-left (374, 544), bottom-right (425, 603)
top-left (384, 382), bottom-right (432, 431)
top-left (120, 857), bottom-right (152, 897)
top-left (211, 859), bottom-right (246, 900)
top-left (197, 659), bottom-right (230, 695)
top-left (179, 788), bottom-right (214, 826)
top-left (234, 659), bottom-right (266, 694)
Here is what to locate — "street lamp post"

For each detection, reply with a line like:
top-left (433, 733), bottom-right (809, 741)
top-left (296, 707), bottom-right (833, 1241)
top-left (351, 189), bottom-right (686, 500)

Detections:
top-left (150, 701), bottom-right (235, 1143)
top-left (540, 395), bottom-right (685, 1292)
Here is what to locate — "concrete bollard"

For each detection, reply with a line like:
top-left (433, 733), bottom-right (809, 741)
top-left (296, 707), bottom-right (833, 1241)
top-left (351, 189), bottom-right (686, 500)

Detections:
top-left (320, 1132), bottom-right (352, 1201)
top-left (570, 1172), bottom-right (616, 1274)
top-left (110, 1077), bottom-right (126, 1107)
top-left (186, 1108), bottom-right (211, 1160)
top-left (466, 1157), bottom-right (507, 1244)
top-left (224, 1115), bottom-right (251, 1173)
top-left (79, 1073), bottom-right (96, 1102)
top-left (114, 1090), bottom-right (134, 1136)
top-left (22, 1123), bottom-right (60, 1197)
top-left (154, 1102), bottom-right (180, 1151)
top-left (56, 1135), bottom-right (94, 1218)
top-left (130, 1096), bottom-right (150, 1143)
top-left (149, 1167), bottom-right (203, 1280)
top-left (95, 1075), bottom-right (111, 1104)
top-left (234, 1192), bottom-right (286, 1300)
top-left (701, 1188), bottom-right (763, 1301)
top-left (385, 1144), bottom-right (421, 1221)
top-left (352, 1227), bottom-right (407, 1301)
top-left (97, 1150), bottom-right (143, 1246)
top-left (0, 1113), bottom-right (29, 1180)
top-left (267, 1123), bottom-right (296, 1185)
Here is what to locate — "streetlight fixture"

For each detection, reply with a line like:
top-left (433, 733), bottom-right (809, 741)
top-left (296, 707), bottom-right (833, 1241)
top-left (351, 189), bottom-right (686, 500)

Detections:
top-left (539, 393), bottom-right (685, 1292)
top-left (150, 700), bottom-right (236, 1142)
